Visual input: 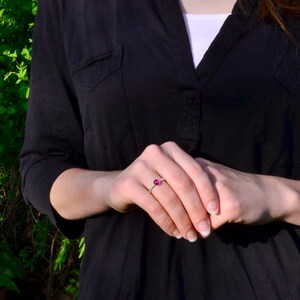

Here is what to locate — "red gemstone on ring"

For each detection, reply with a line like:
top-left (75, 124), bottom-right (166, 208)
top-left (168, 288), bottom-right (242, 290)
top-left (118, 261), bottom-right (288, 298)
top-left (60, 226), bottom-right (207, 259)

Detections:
top-left (153, 179), bottom-right (162, 185)
top-left (148, 178), bottom-right (165, 193)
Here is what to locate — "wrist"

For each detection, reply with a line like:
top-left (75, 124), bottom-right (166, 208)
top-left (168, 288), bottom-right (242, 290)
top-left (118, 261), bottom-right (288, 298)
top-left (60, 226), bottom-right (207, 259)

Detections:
top-left (92, 171), bottom-right (121, 213)
top-left (264, 175), bottom-right (300, 225)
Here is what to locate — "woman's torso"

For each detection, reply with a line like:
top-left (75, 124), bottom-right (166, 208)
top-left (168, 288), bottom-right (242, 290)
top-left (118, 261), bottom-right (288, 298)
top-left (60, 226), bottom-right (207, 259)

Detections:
top-left (55, 0), bottom-right (300, 298)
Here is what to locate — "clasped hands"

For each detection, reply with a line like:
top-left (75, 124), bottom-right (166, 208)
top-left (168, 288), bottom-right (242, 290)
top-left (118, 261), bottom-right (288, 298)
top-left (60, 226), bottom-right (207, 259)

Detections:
top-left (105, 142), bottom-right (284, 242)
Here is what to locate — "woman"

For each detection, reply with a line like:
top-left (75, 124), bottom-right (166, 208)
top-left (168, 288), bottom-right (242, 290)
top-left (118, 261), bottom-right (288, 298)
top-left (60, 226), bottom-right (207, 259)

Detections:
top-left (20, 0), bottom-right (300, 298)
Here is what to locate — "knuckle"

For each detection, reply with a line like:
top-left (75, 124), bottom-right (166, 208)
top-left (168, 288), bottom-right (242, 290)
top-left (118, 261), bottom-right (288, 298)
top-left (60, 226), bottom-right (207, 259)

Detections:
top-left (177, 177), bottom-right (194, 192)
top-left (144, 144), bottom-right (162, 159)
top-left (161, 141), bottom-right (176, 149)
top-left (190, 162), bottom-right (204, 177)
top-left (160, 215), bottom-right (175, 231)
top-left (200, 183), bottom-right (214, 201)
top-left (178, 217), bottom-right (194, 233)
top-left (215, 180), bottom-right (226, 191)
top-left (148, 202), bottom-right (163, 216)
top-left (118, 176), bottom-right (136, 192)
top-left (197, 166), bottom-right (209, 180)
top-left (189, 207), bottom-right (207, 222)
top-left (148, 204), bottom-right (177, 235)
top-left (132, 159), bottom-right (148, 173)
top-left (160, 190), bottom-right (178, 205)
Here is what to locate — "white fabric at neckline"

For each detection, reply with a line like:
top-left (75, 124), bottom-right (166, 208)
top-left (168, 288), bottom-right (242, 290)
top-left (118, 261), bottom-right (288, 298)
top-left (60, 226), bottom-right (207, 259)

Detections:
top-left (182, 13), bottom-right (229, 68)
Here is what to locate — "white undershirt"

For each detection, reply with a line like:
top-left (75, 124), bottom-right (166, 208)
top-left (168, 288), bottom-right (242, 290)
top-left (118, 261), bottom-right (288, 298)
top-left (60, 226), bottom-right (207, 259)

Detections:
top-left (182, 13), bottom-right (229, 67)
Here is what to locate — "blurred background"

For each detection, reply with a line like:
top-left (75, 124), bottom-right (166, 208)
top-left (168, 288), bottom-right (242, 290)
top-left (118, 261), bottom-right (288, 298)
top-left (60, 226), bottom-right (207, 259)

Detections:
top-left (0, 1), bottom-right (83, 299)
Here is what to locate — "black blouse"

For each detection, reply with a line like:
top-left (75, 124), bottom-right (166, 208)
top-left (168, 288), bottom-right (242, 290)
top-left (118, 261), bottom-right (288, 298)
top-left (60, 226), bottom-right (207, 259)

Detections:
top-left (20, 0), bottom-right (300, 299)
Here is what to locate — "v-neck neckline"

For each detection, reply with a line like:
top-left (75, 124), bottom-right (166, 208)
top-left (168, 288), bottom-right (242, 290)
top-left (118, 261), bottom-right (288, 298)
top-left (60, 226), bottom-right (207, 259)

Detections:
top-left (177, 1), bottom-right (235, 72)
top-left (157, 0), bottom-right (258, 150)
top-left (161, 0), bottom-right (257, 90)
top-left (182, 12), bottom-right (231, 70)
top-left (176, 0), bottom-right (236, 73)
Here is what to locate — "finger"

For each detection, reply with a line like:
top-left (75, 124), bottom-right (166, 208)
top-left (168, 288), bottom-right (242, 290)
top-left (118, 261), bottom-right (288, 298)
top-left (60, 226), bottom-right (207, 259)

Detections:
top-left (161, 143), bottom-right (219, 216)
top-left (210, 213), bottom-right (227, 230)
top-left (143, 143), bottom-right (212, 238)
top-left (159, 165), bottom-right (211, 238)
top-left (109, 165), bottom-right (179, 238)
top-left (120, 176), bottom-right (180, 238)
top-left (195, 158), bottom-right (219, 215)
top-left (143, 173), bottom-right (198, 242)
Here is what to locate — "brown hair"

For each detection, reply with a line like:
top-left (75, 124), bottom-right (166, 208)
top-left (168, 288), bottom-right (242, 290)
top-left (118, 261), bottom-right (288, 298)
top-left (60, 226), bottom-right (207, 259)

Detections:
top-left (258, 0), bottom-right (300, 39)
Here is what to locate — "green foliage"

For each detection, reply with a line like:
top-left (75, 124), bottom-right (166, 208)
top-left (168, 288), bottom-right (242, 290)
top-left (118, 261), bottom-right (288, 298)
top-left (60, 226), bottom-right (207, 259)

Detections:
top-left (0, 0), bottom-right (83, 298)
top-left (0, 0), bottom-right (36, 166)
top-left (0, 167), bottom-right (83, 298)
top-left (78, 237), bottom-right (85, 260)
top-left (0, 242), bottom-right (24, 293)
top-left (54, 238), bottom-right (71, 272)
top-left (65, 270), bottom-right (80, 299)
top-left (54, 237), bottom-right (85, 298)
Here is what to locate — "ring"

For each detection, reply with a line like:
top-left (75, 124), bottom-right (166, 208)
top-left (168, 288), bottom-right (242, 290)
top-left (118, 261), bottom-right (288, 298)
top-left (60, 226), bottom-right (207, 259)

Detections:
top-left (148, 178), bottom-right (165, 194)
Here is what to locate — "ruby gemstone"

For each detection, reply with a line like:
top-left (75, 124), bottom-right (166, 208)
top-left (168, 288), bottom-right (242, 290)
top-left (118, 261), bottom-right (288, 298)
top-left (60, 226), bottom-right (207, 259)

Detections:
top-left (153, 179), bottom-right (162, 185)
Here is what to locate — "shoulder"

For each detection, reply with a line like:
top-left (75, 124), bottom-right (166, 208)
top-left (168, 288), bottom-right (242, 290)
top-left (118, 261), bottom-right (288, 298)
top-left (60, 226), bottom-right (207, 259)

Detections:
top-left (36, 0), bottom-right (111, 16)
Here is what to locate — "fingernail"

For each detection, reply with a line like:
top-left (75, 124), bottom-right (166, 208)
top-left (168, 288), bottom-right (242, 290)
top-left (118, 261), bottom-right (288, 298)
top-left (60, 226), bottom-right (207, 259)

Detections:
top-left (198, 220), bottom-right (211, 238)
top-left (207, 200), bottom-right (219, 215)
top-left (173, 229), bottom-right (183, 239)
top-left (186, 229), bottom-right (198, 242)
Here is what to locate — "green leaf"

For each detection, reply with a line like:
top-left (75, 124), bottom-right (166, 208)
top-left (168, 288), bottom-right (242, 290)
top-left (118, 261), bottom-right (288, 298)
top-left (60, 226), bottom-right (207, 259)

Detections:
top-left (21, 48), bottom-right (31, 60)
top-left (78, 237), bottom-right (85, 259)
top-left (4, 71), bottom-right (14, 81)
top-left (4, 50), bottom-right (17, 59)
top-left (0, 247), bottom-right (24, 280)
top-left (22, 101), bottom-right (28, 110)
top-left (32, 5), bottom-right (37, 15)
top-left (25, 87), bottom-right (30, 99)
top-left (54, 238), bottom-right (70, 271)
top-left (0, 275), bottom-right (20, 293)
top-left (7, 107), bottom-right (16, 115)
top-left (0, 9), bottom-right (5, 19)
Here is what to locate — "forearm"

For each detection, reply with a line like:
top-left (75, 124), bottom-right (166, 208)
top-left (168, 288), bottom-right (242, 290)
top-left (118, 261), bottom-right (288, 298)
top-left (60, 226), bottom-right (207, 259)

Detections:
top-left (50, 168), bottom-right (120, 220)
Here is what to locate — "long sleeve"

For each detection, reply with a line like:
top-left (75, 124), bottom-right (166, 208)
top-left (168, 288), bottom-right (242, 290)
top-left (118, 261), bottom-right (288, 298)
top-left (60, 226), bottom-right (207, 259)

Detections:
top-left (20, 0), bottom-right (86, 238)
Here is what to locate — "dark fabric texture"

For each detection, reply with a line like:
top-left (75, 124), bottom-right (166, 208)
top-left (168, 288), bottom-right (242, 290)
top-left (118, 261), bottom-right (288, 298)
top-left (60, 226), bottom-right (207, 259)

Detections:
top-left (20, 0), bottom-right (300, 299)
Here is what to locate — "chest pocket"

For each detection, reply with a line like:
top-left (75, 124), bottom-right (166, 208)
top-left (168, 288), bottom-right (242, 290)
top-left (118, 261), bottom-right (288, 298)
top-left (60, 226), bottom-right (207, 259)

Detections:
top-left (72, 45), bottom-right (132, 155)
top-left (274, 49), bottom-right (300, 98)
top-left (73, 46), bottom-right (122, 92)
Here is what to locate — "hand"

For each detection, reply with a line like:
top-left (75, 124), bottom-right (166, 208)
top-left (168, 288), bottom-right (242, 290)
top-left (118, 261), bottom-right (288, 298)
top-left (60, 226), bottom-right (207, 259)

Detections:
top-left (51, 144), bottom-right (300, 235)
top-left (102, 142), bottom-right (219, 241)
top-left (196, 158), bottom-right (282, 230)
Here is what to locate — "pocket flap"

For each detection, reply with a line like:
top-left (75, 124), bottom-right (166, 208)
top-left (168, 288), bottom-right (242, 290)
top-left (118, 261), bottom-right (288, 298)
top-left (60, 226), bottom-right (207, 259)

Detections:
top-left (72, 45), bottom-right (122, 92)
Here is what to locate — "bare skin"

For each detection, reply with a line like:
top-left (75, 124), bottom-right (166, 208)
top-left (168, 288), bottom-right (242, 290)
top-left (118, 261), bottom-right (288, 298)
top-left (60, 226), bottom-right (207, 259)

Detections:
top-left (50, 142), bottom-right (300, 242)
top-left (50, 1), bottom-right (300, 242)
top-left (179, 0), bottom-right (237, 14)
